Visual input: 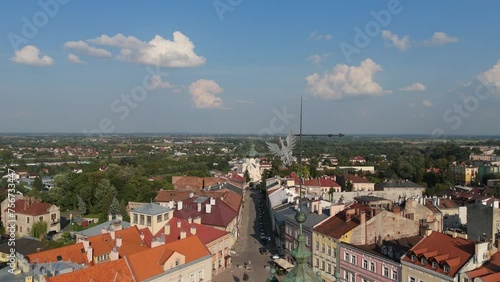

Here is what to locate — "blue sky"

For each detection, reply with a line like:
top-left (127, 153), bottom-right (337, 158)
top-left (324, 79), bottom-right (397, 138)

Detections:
top-left (1, 1), bottom-right (500, 136)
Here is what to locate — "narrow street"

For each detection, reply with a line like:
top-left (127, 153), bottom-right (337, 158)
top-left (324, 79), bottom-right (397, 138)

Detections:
top-left (213, 189), bottom-right (282, 282)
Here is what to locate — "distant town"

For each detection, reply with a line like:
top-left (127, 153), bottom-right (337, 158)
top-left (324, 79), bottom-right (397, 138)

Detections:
top-left (0, 134), bottom-right (499, 281)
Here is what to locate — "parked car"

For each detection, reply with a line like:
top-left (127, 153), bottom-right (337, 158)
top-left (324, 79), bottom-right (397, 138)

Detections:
top-left (272, 254), bottom-right (279, 260)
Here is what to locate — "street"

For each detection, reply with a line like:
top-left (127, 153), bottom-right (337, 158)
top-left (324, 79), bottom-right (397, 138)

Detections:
top-left (213, 189), bottom-right (283, 282)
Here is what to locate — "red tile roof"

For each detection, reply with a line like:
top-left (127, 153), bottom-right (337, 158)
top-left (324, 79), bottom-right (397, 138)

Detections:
top-left (313, 204), bottom-right (371, 239)
top-left (126, 236), bottom-right (210, 281)
top-left (155, 217), bottom-right (230, 245)
top-left (345, 174), bottom-right (372, 184)
top-left (154, 189), bottom-right (242, 213)
top-left (465, 251), bottom-right (500, 281)
top-left (8, 199), bottom-right (55, 216)
top-left (402, 232), bottom-right (475, 278)
top-left (173, 196), bottom-right (237, 228)
top-left (46, 258), bottom-right (134, 282)
top-left (26, 242), bottom-right (89, 264)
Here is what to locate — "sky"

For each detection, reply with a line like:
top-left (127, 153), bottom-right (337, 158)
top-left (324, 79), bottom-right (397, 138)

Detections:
top-left (1, 1), bottom-right (500, 136)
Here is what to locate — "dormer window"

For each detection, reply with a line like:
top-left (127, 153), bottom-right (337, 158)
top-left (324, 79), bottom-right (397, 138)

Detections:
top-left (421, 257), bottom-right (427, 265)
top-left (411, 254), bottom-right (417, 262)
top-left (432, 261), bottom-right (438, 269)
top-left (443, 265), bottom-right (450, 273)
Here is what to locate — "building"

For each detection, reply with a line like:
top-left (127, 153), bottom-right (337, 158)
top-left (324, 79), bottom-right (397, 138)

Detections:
top-left (401, 232), bottom-right (486, 282)
top-left (303, 176), bottom-right (341, 195)
top-left (375, 181), bottom-right (426, 195)
top-left (339, 235), bottom-right (422, 282)
top-left (354, 196), bottom-right (392, 210)
top-left (129, 202), bottom-right (174, 235)
top-left (403, 197), bottom-right (443, 233)
top-left (337, 174), bottom-right (375, 192)
top-left (155, 216), bottom-right (232, 276)
top-left (450, 165), bottom-right (478, 186)
top-left (467, 202), bottom-right (500, 242)
top-left (284, 201), bottom-right (329, 266)
top-left (349, 156), bottom-right (366, 164)
top-left (462, 251), bottom-right (500, 282)
top-left (1, 196), bottom-right (60, 237)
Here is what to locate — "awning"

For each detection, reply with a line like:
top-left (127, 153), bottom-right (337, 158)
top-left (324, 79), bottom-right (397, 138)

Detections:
top-left (274, 258), bottom-right (294, 270)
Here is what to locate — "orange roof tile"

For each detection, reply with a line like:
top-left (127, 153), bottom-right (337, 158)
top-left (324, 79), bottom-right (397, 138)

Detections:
top-left (46, 258), bottom-right (134, 282)
top-left (155, 217), bottom-right (230, 245)
top-left (403, 232), bottom-right (474, 277)
top-left (7, 199), bottom-right (55, 216)
top-left (26, 242), bottom-right (89, 265)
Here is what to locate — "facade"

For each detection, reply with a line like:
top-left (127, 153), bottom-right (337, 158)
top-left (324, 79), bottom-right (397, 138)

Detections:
top-left (401, 232), bottom-right (486, 282)
top-left (403, 198), bottom-right (443, 232)
top-left (450, 165), bottom-right (478, 186)
top-left (467, 202), bottom-right (500, 242)
top-left (129, 202), bottom-right (174, 235)
top-left (337, 174), bottom-right (375, 192)
top-left (462, 251), bottom-right (500, 282)
top-left (339, 236), bottom-right (422, 282)
top-left (1, 196), bottom-right (60, 237)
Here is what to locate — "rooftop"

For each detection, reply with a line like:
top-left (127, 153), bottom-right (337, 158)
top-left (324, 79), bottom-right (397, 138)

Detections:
top-left (46, 258), bottom-right (134, 282)
top-left (132, 202), bottom-right (171, 215)
top-left (155, 216), bottom-right (230, 244)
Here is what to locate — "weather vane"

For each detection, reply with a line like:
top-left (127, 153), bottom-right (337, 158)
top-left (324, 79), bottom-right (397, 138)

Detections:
top-left (266, 131), bottom-right (296, 166)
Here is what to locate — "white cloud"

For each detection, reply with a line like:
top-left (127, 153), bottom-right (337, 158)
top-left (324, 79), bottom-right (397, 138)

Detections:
top-left (68, 53), bottom-right (86, 64)
top-left (422, 100), bottom-right (433, 107)
top-left (305, 58), bottom-right (390, 100)
top-left (88, 32), bottom-right (205, 67)
top-left (10, 45), bottom-right (54, 66)
top-left (424, 32), bottom-right (459, 46)
top-left (149, 75), bottom-right (173, 90)
top-left (88, 33), bottom-right (146, 49)
top-left (308, 30), bottom-right (332, 41)
top-left (477, 59), bottom-right (500, 92)
top-left (381, 30), bottom-right (410, 51)
top-left (64, 41), bottom-right (112, 58)
top-left (188, 79), bottom-right (224, 108)
top-left (308, 53), bottom-right (331, 66)
top-left (400, 82), bottom-right (426, 92)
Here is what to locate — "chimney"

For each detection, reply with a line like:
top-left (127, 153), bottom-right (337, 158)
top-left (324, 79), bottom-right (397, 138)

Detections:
top-left (101, 228), bottom-right (107, 234)
top-left (317, 204), bottom-right (322, 215)
top-left (425, 229), bottom-right (432, 236)
top-left (206, 203), bottom-right (212, 213)
top-left (86, 245), bottom-right (93, 263)
top-left (188, 217), bottom-right (192, 224)
top-left (177, 201), bottom-right (183, 210)
top-left (360, 211), bottom-right (367, 245)
top-left (108, 214), bottom-right (113, 221)
top-left (164, 223), bottom-right (170, 235)
top-left (180, 230), bottom-right (186, 239)
top-left (190, 226), bottom-right (196, 235)
top-left (116, 214), bottom-right (123, 221)
top-left (392, 206), bottom-right (401, 215)
top-left (177, 220), bottom-right (181, 228)
top-left (110, 247), bottom-right (119, 261)
top-left (189, 192), bottom-right (194, 198)
top-left (168, 201), bottom-right (175, 209)
top-left (197, 203), bottom-right (202, 212)
top-left (360, 211), bottom-right (366, 225)
top-left (210, 197), bottom-right (216, 205)
top-left (193, 216), bottom-right (201, 224)
top-left (110, 228), bottom-right (115, 240)
top-left (116, 236), bottom-right (122, 248)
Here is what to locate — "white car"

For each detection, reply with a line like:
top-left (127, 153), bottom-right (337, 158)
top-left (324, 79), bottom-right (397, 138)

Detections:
top-left (272, 254), bottom-right (280, 260)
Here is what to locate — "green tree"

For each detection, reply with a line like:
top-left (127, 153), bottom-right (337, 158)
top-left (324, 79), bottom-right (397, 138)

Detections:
top-left (344, 181), bottom-right (354, 192)
top-left (108, 196), bottom-right (121, 216)
top-left (31, 221), bottom-right (48, 239)
top-left (77, 195), bottom-right (87, 215)
top-left (95, 179), bottom-right (117, 214)
top-left (328, 187), bottom-right (334, 201)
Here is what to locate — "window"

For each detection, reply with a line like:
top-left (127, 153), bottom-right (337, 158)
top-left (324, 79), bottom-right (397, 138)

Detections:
top-left (411, 254), bottom-right (417, 261)
top-left (321, 260), bottom-right (325, 270)
top-left (362, 259), bottom-right (368, 269)
top-left (190, 273), bottom-right (195, 282)
top-left (383, 266), bottom-right (389, 277)
top-left (333, 248), bottom-right (336, 258)
top-left (146, 216), bottom-right (151, 226)
top-left (327, 263), bottom-right (331, 273)
top-left (392, 270), bottom-right (398, 281)
top-left (140, 214), bottom-right (144, 225)
top-left (409, 277), bottom-right (416, 282)
top-left (464, 278), bottom-right (469, 282)
top-left (39, 216), bottom-right (43, 221)
top-left (315, 241), bottom-right (319, 250)
top-left (164, 213), bottom-right (169, 221)
top-left (421, 257), bottom-right (427, 265)
top-left (432, 261), bottom-right (438, 269)
top-left (27, 217), bottom-right (30, 224)
top-left (351, 254), bottom-right (356, 265)
top-left (306, 236), bottom-right (310, 246)
top-left (444, 265), bottom-right (450, 273)
top-left (369, 261), bottom-right (375, 272)
top-left (321, 243), bottom-right (325, 253)
top-left (157, 214), bottom-right (162, 223)
top-left (198, 270), bottom-right (204, 280)
top-left (327, 246), bottom-right (331, 256)
top-left (344, 252), bottom-right (350, 261)
top-left (316, 258), bottom-right (320, 268)
top-left (133, 213), bottom-right (138, 224)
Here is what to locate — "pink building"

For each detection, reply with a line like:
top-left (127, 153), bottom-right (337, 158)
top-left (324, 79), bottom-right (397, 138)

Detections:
top-left (339, 236), bottom-right (422, 282)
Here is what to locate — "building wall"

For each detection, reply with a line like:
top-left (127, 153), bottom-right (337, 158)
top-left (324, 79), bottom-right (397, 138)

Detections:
top-left (340, 244), bottom-right (400, 282)
top-left (312, 232), bottom-right (338, 282)
top-left (206, 233), bottom-right (232, 276)
top-left (348, 211), bottom-right (419, 245)
top-left (441, 207), bottom-right (461, 230)
top-left (147, 255), bottom-right (212, 282)
top-left (353, 182), bottom-right (375, 192)
top-left (130, 210), bottom-right (173, 235)
top-left (467, 203), bottom-right (500, 242)
top-left (401, 262), bottom-right (455, 282)
top-left (404, 198), bottom-right (443, 232)
top-left (330, 189), bottom-right (424, 204)
top-left (0, 202), bottom-right (60, 237)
